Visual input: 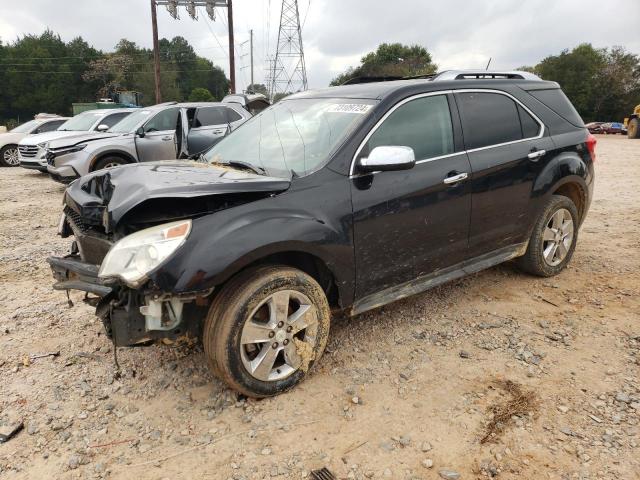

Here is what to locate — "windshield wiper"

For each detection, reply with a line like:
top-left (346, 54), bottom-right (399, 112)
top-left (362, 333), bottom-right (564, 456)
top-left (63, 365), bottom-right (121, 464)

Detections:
top-left (210, 160), bottom-right (265, 175)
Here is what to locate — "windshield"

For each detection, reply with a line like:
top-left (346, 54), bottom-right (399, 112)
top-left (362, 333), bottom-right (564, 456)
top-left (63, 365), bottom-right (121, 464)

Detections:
top-left (203, 98), bottom-right (376, 177)
top-left (108, 109), bottom-right (153, 133)
top-left (10, 120), bottom-right (41, 133)
top-left (58, 112), bottom-right (102, 131)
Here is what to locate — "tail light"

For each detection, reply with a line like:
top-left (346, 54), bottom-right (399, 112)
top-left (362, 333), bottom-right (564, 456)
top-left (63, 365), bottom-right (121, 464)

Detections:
top-left (586, 133), bottom-right (597, 163)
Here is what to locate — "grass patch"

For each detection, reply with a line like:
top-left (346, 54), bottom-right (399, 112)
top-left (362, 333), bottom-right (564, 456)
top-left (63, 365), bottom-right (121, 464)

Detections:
top-left (481, 379), bottom-right (539, 444)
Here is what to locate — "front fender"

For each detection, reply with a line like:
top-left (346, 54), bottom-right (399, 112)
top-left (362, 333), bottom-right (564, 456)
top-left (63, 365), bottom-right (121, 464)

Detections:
top-left (151, 203), bottom-right (354, 304)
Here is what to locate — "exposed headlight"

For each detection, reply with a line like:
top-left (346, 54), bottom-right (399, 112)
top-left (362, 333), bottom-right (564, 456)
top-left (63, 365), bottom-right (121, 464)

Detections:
top-left (50, 143), bottom-right (87, 156)
top-left (98, 220), bottom-right (192, 287)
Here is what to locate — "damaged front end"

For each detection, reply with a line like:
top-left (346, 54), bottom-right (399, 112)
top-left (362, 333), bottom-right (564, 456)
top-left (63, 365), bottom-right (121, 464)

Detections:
top-left (47, 218), bottom-right (209, 347)
top-left (47, 161), bottom-right (290, 347)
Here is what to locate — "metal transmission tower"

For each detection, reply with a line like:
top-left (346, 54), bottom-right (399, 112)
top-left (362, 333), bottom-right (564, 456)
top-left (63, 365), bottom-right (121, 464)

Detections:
top-left (268, 0), bottom-right (308, 100)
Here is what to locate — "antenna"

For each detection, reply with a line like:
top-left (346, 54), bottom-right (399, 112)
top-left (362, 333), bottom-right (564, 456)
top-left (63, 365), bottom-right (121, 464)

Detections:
top-left (485, 57), bottom-right (492, 70)
top-left (268, 0), bottom-right (308, 100)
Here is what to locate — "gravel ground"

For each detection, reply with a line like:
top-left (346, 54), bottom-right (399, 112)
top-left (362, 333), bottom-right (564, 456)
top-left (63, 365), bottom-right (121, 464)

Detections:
top-left (0, 135), bottom-right (639, 480)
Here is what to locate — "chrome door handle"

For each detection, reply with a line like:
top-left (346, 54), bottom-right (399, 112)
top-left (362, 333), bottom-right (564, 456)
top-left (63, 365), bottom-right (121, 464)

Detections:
top-left (527, 149), bottom-right (546, 160)
top-left (212, 129), bottom-right (225, 134)
top-left (443, 172), bottom-right (468, 184)
top-left (161, 135), bottom-right (173, 141)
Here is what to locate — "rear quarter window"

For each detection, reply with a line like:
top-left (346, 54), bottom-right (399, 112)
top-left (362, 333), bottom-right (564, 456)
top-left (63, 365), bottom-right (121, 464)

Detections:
top-left (528, 88), bottom-right (584, 127)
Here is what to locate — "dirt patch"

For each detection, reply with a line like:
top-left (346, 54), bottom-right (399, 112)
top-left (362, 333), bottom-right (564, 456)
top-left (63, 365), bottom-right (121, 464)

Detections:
top-left (481, 379), bottom-right (539, 444)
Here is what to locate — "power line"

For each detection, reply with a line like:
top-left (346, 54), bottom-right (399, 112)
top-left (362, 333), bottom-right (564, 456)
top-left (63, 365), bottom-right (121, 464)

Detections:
top-left (1, 69), bottom-right (220, 75)
top-left (0, 45), bottom-right (228, 61)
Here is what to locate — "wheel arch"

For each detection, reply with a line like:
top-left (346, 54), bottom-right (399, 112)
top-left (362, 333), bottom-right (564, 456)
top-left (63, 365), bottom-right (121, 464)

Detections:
top-left (89, 150), bottom-right (136, 172)
top-left (551, 180), bottom-right (587, 223)
top-left (210, 245), bottom-right (345, 310)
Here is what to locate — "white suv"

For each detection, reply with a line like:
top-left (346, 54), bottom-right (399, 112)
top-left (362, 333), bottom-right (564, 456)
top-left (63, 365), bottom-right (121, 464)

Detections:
top-left (19, 109), bottom-right (134, 172)
top-left (0, 116), bottom-right (69, 167)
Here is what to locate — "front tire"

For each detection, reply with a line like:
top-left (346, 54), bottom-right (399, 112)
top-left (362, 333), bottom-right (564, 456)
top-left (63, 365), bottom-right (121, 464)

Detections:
top-left (203, 265), bottom-right (331, 397)
top-left (0, 145), bottom-right (19, 167)
top-left (517, 195), bottom-right (579, 277)
top-left (93, 156), bottom-right (126, 171)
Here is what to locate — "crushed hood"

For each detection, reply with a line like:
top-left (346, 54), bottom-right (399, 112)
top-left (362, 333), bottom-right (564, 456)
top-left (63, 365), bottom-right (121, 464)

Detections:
top-left (19, 130), bottom-right (100, 146)
top-left (64, 160), bottom-right (291, 230)
top-left (48, 132), bottom-right (121, 149)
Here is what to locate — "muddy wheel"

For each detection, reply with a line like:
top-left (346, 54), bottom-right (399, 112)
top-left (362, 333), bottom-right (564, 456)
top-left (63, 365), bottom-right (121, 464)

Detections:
top-left (517, 195), bottom-right (579, 277)
top-left (628, 118), bottom-right (640, 139)
top-left (203, 265), bottom-right (330, 397)
top-left (0, 145), bottom-right (19, 167)
top-left (93, 156), bottom-right (126, 171)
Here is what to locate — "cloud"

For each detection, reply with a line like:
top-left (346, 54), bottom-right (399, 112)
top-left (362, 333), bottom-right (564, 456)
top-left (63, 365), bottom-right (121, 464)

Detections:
top-left (1, 0), bottom-right (639, 91)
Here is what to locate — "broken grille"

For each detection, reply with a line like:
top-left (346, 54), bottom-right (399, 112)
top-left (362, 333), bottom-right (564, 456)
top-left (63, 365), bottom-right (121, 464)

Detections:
top-left (64, 206), bottom-right (89, 233)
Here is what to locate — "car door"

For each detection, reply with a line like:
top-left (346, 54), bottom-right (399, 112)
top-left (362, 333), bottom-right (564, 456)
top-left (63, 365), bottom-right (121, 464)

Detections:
top-left (454, 90), bottom-right (556, 258)
top-left (351, 93), bottom-right (472, 300)
top-left (135, 107), bottom-right (181, 162)
top-left (186, 106), bottom-right (231, 156)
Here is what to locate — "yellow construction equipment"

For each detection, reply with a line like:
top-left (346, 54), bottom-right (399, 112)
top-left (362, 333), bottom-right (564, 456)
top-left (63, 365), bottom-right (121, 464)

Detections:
top-left (625, 104), bottom-right (640, 139)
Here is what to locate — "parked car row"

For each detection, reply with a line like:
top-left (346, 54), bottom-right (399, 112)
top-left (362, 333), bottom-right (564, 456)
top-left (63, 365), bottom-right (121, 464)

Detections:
top-left (586, 121), bottom-right (627, 135)
top-left (0, 114), bottom-right (69, 166)
top-left (1, 94), bottom-right (270, 183)
top-left (46, 71), bottom-right (596, 397)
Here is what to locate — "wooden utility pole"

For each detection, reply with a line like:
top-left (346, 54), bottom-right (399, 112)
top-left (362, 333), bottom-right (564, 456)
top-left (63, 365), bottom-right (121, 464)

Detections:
top-left (227, 0), bottom-right (235, 93)
top-left (150, 0), bottom-right (162, 103)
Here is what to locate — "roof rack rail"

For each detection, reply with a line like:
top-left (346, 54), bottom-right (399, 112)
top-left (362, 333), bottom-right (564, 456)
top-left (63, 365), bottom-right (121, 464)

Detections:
top-left (432, 70), bottom-right (541, 81)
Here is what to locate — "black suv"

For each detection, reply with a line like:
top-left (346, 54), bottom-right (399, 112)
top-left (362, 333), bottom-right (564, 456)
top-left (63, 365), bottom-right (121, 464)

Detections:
top-left (48, 70), bottom-right (596, 397)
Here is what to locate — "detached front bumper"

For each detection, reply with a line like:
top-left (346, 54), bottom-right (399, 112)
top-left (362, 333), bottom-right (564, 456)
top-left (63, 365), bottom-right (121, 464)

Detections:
top-left (47, 255), bottom-right (112, 297)
top-left (47, 253), bottom-right (205, 347)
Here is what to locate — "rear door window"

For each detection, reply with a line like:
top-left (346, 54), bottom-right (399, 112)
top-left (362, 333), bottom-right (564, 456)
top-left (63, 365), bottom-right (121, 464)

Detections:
top-left (517, 105), bottom-right (541, 138)
top-left (365, 95), bottom-right (454, 161)
top-left (226, 108), bottom-right (243, 123)
top-left (456, 92), bottom-right (523, 150)
top-left (193, 107), bottom-right (228, 127)
top-left (36, 119), bottom-right (66, 133)
top-left (101, 112), bottom-right (131, 129)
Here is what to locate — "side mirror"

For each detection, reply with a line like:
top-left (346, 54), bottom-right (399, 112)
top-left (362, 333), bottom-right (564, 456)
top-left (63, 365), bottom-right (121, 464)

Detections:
top-left (136, 126), bottom-right (146, 138)
top-left (358, 146), bottom-right (416, 173)
top-left (96, 124), bottom-right (109, 132)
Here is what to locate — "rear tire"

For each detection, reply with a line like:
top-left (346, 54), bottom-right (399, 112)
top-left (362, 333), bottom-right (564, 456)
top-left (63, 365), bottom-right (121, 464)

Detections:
top-left (0, 145), bottom-right (19, 167)
top-left (517, 195), bottom-right (579, 277)
top-left (203, 265), bottom-right (331, 398)
top-left (93, 156), bottom-right (126, 171)
top-left (628, 118), bottom-right (640, 139)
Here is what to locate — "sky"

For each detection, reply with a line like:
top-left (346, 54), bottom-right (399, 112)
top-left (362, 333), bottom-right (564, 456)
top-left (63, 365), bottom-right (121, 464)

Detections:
top-left (1, 0), bottom-right (639, 94)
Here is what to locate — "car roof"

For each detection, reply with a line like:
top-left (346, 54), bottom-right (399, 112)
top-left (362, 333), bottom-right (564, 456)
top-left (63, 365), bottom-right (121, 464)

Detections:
top-left (79, 108), bottom-right (138, 115)
top-left (175, 102), bottom-right (228, 108)
top-left (287, 77), bottom-right (560, 101)
top-left (42, 117), bottom-right (71, 122)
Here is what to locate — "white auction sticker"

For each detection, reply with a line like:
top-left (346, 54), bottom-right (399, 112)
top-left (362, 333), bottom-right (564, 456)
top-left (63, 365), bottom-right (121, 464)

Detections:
top-left (326, 104), bottom-right (373, 114)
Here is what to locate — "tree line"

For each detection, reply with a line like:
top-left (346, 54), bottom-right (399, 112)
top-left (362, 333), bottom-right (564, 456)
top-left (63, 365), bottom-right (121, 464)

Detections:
top-left (0, 30), bottom-right (230, 127)
top-left (2, 33), bottom-right (638, 127)
top-left (331, 43), bottom-right (640, 123)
